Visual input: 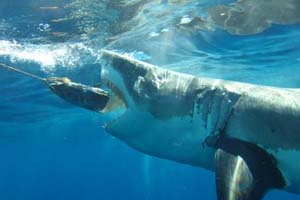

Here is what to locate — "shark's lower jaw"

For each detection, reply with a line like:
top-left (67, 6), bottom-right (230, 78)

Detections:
top-left (100, 80), bottom-right (128, 130)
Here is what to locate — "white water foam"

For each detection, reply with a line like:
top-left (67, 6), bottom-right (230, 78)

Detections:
top-left (0, 40), bottom-right (99, 73)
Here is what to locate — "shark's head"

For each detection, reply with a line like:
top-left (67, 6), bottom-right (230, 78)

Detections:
top-left (98, 50), bottom-right (231, 167)
top-left (100, 50), bottom-right (202, 137)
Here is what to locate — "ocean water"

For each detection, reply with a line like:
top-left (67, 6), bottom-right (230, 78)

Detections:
top-left (0, 1), bottom-right (300, 200)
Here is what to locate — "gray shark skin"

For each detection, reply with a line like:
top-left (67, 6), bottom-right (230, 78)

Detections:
top-left (99, 50), bottom-right (300, 199)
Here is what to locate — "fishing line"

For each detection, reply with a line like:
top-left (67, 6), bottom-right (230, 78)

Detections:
top-left (0, 63), bottom-right (45, 82)
top-left (0, 62), bottom-right (110, 112)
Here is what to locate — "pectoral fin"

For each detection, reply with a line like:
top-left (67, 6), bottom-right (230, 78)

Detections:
top-left (214, 137), bottom-right (285, 200)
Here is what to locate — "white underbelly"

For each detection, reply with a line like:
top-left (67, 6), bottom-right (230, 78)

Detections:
top-left (107, 109), bottom-right (215, 170)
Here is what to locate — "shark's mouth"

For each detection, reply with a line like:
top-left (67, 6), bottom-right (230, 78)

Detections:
top-left (99, 50), bottom-right (144, 129)
top-left (100, 80), bottom-right (129, 128)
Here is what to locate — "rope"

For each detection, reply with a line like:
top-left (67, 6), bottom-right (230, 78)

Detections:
top-left (0, 63), bottom-right (45, 82)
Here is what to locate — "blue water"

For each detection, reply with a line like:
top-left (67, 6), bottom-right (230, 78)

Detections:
top-left (0, 1), bottom-right (300, 199)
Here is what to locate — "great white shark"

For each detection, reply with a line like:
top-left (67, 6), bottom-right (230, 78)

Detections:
top-left (46, 50), bottom-right (300, 200)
